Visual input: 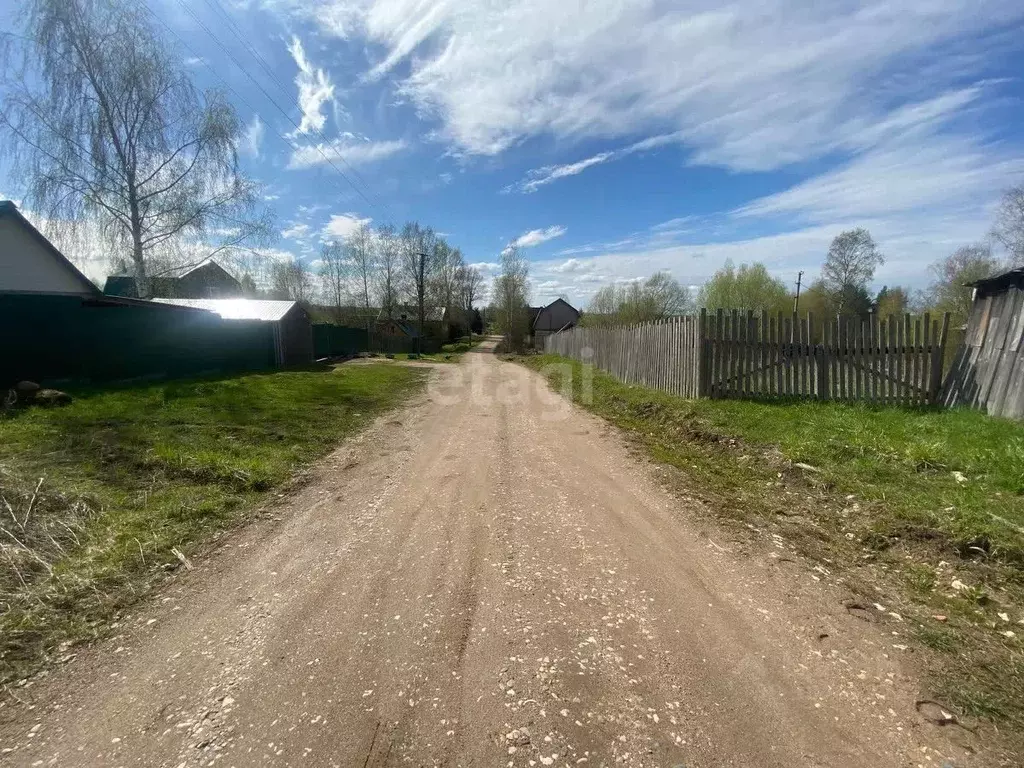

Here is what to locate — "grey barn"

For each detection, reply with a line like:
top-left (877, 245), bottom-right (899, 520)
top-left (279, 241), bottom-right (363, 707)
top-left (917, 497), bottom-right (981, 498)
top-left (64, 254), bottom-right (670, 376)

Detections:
top-left (942, 268), bottom-right (1024, 419)
top-left (529, 298), bottom-right (580, 347)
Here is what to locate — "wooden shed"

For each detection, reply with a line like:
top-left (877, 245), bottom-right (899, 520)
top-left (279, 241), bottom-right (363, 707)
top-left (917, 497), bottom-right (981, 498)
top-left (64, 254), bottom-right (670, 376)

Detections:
top-left (942, 268), bottom-right (1024, 419)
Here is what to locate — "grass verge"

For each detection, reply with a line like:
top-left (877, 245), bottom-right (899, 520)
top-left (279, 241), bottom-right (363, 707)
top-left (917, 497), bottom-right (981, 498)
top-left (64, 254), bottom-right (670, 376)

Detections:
top-left (0, 364), bottom-right (426, 685)
top-left (516, 353), bottom-right (1024, 751)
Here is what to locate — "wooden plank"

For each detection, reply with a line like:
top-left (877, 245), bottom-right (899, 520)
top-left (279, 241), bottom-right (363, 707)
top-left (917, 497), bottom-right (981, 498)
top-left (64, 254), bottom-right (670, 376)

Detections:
top-left (893, 315), bottom-right (904, 405)
top-left (917, 315), bottom-right (927, 407)
top-left (718, 309), bottom-right (727, 398)
top-left (868, 317), bottom-right (876, 402)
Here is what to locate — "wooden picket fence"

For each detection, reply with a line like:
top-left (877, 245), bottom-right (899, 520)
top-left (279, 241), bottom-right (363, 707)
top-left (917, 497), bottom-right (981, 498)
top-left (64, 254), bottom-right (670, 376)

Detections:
top-left (545, 310), bottom-right (951, 406)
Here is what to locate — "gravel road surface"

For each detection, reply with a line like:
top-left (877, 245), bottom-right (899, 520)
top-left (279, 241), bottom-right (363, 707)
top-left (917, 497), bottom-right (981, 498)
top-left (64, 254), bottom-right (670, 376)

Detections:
top-left (0, 341), bottom-right (963, 767)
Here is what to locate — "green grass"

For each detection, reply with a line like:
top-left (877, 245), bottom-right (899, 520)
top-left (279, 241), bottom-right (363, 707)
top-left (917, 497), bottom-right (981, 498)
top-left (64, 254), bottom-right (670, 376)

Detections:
top-left (0, 364), bottom-right (426, 684)
top-left (517, 353), bottom-right (1024, 746)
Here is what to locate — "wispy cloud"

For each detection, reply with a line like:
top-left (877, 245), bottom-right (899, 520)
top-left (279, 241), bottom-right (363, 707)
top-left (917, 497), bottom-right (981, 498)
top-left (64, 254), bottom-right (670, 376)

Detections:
top-left (239, 116), bottom-right (265, 159)
top-left (505, 134), bottom-right (681, 193)
top-left (513, 225), bottom-right (567, 248)
top-left (287, 138), bottom-right (407, 169)
top-left (276, 0), bottom-right (1023, 170)
top-left (286, 35), bottom-right (336, 136)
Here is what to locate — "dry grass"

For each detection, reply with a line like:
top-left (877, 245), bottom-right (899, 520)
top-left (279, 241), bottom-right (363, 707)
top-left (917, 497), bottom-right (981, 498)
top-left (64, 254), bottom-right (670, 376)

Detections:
top-left (0, 364), bottom-right (426, 685)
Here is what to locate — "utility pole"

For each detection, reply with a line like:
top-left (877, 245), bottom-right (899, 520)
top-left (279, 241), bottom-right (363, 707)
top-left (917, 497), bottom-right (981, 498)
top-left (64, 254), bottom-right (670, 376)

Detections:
top-left (416, 251), bottom-right (428, 356)
top-left (793, 271), bottom-right (804, 314)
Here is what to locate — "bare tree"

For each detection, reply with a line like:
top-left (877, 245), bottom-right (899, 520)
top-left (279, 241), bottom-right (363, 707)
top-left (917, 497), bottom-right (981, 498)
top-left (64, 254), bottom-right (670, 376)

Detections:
top-left (271, 260), bottom-right (312, 303)
top-left (992, 185), bottom-right (1024, 265)
top-left (1, 0), bottom-right (272, 296)
top-left (319, 242), bottom-right (349, 322)
top-left (458, 264), bottom-right (485, 310)
top-left (493, 244), bottom-right (530, 350)
top-left (431, 239), bottom-right (465, 334)
top-left (822, 228), bottom-right (884, 313)
top-left (401, 222), bottom-right (437, 347)
top-left (349, 223), bottom-right (376, 327)
top-left (375, 223), bottom-right (402, 320)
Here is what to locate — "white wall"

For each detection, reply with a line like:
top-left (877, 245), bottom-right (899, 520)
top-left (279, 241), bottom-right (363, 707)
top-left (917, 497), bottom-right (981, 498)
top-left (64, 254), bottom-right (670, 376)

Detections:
top-left (0, 216), bottom-right (95, 295)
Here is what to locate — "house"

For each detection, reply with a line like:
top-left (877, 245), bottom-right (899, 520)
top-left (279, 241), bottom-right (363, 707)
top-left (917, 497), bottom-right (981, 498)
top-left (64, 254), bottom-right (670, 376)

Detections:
top-left (529, 298), bottom-right (581, 347)
top-left (0, 202), bottom-right (276, 385)
top-left (151, 298), bottom-right (313, 368)
top-left (0, 200), bottom-right (99, 297)
top-left (104, 260), bottom-right (242, 299)
top-left (942, 268), bottom-right (1024, 420)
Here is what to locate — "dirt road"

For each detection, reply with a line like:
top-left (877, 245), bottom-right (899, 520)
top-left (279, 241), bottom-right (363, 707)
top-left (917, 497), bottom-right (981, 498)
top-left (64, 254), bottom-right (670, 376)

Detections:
top-left (1, 341), bottom-right (964, 767)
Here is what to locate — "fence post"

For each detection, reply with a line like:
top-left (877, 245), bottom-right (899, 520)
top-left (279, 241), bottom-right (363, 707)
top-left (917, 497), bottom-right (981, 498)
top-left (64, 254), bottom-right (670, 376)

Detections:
top-left (929, 312), bottom-right (951, 404)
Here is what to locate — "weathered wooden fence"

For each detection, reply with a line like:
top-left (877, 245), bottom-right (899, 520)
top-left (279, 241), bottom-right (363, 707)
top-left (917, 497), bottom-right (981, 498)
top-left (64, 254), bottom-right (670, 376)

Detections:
top-left (546, 310), bottom-right (951, 406)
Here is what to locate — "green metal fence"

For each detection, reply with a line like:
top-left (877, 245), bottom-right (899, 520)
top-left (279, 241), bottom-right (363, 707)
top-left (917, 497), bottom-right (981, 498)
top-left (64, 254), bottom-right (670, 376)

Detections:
top-left (1, 293), bottom-right (278, 387)
top-left (312, 324), bottom-right (369, 359)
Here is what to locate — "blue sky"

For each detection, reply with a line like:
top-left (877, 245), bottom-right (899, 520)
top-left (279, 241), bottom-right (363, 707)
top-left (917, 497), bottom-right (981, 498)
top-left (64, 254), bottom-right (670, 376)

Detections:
top-left (5, 0), bottom-right (1024, 306)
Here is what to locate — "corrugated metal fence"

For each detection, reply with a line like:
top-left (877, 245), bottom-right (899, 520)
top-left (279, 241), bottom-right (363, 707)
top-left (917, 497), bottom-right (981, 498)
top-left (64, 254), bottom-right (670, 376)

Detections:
top-left (2, 293), bottom-right (278, 387)
top-left (546, 310), bottom-right (951, 406)
top-left (313, 324), bottom-right (368, 358)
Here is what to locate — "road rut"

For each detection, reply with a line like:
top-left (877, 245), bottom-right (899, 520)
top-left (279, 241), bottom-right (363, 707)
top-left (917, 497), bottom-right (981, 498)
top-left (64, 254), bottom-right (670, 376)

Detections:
top-left (0, 342), bottom-right (963, 766)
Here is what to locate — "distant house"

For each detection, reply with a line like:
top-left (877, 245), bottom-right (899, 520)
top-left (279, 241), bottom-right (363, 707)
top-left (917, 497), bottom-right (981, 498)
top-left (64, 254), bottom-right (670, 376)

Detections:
top-left (0, 200), bottom-right (99, 297)
top-left (942, 268), bottom-right (1024, 420)
top-left (152, 298), bottom-right (313, 367)
top-left (529, 298), bottom-right (581, 347)
top-left (104, 260), bottom-right (242, 299)
top-left (376, 311), bottom-right (421, 338)
top-left (375, 306), bottom-right (454, 338)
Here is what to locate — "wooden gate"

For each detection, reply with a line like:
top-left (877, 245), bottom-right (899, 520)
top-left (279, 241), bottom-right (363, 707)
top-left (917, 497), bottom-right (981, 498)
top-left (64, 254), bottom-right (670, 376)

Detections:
top-left (546, 310), bottom-right (952, 406)
top-left (704, 310), bottom-right (950, 405)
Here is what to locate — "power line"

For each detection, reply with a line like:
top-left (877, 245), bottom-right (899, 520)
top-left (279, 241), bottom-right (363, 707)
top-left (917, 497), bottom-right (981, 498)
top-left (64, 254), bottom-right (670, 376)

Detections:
top-left (139, 3), bottom-right (358, 210)
top-left (200, 0), bottom-right (386, 211)
top-left (167, 0), bottom-right (394, 218)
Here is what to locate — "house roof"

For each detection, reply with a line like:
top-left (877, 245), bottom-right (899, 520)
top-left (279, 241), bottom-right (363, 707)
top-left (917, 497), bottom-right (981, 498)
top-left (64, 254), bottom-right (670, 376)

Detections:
top-left (0, 200), bottom-right (100, 296)
top-left (531, 298), bottom-right (580, 329)
top-left (969, 268), bottom-right (1024, 294)
top-left (151, 298), bottom-right (300, 321)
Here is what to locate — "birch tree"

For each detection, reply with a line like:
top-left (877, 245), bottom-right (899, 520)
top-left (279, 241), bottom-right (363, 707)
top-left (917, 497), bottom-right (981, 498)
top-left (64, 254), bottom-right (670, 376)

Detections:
top-left (1, 0), bottom-right (271, 296)
top-left (348, 223), bottom-right (376, 327)
top-left (375, 223), bottom-right (402, 320)
top-left (319, 241), bottom-right (349, 322)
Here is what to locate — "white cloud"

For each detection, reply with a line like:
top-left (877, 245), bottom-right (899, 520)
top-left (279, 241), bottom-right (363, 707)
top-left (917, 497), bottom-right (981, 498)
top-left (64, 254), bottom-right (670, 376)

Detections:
top-left (324, 212), bottom-right (372, 240)
top-left (271, 1), bottom-right (1023, 170)
top-left (287, 138), bottom-right (407, 169)
top-left (286, 35), bottom-right (337, 136)
top-left (239, 116), bottom-right (265, 158)
top-left (281, 222), bottom-right (311, 239)
top-left (513, 225), bottom-right (567, 248)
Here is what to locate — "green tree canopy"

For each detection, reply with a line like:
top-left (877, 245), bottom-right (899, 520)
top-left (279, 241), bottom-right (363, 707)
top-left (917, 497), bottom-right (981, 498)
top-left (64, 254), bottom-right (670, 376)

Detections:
top-left (697, 260), bottom-right (791, 314)
top-left (924, 244), bottom-right (1002, 326)
top-left (582, 272), bottom-right (690, 327)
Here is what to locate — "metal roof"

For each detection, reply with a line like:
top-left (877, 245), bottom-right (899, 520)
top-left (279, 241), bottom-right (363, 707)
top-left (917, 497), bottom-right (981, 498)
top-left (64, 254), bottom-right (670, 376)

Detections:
top-left (151, 298), bottom-right (300, 321)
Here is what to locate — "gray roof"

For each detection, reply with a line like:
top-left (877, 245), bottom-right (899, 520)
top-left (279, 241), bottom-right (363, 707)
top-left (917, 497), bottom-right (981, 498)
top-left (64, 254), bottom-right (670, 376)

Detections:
top-left (151, 298), bottom-right (300, 321)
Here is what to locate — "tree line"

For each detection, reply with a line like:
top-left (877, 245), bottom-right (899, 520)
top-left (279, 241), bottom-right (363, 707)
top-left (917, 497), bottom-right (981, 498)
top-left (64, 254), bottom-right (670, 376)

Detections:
top-left (583, 184), bottom-right (1024, 329)
top-left (302, 222), bottom-right (485, 333)
top-left (0, 0), bottom-right (487, 337)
